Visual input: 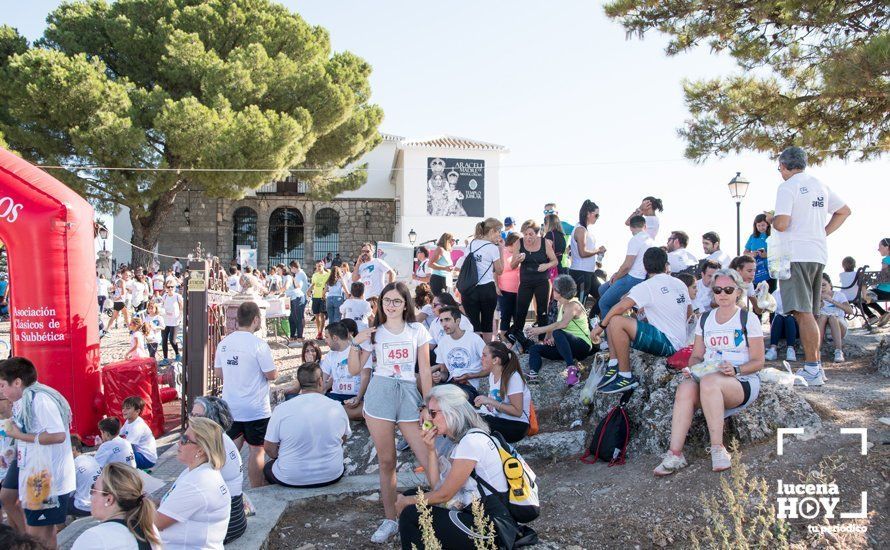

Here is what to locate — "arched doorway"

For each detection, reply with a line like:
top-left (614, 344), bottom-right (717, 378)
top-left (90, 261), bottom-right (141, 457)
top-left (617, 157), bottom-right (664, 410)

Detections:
top-left (268, 207), bottom-right (304, 266)
top-left (232, 206), bottom-right (258, 261)
top-left (0, 148), bottom-right (101, 436)
top-left (314, 207), bottom-right (340, 262)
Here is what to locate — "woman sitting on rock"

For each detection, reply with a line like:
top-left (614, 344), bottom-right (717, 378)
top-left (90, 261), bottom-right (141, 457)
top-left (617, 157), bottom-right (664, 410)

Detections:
top-left (655, 269), bottom-right (764, 476)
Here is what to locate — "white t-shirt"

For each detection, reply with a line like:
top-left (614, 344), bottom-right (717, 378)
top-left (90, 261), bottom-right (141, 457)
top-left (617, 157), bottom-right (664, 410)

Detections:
top-left (121, 416), bottom-right (158, 463)
top-left (419, 304), bottom-right (436, 329)
top-left (72, 521), bottom-right (154, 550)
top-left (0, 428), bottom-right (14, 481)
top-left (97, 278), bottom-right (111, 298)
top-left (144, 314), bottom-right (165, 344)
top-left (216, 331), bottom-right (277, 422)
top-left (467, 240), bottom-right (500, 286)
top-left (428, 315), bottom-right (475, 346)
top-left (774, 172), bottom-right (845, 264)
top-left (626, 231), bottom-right (657, 279)
top-left (360, 322), bottom-right (431, 380)
top-left (570, 224), bottom-right (597, 272)
top-left (668, 248), bottom-right (698, 273)
top-left (434, 330), bottom-right (486, 389)
top-left (220, 433), bottom-right (243, 498)
top-left (644, 215), bottom-right (660, 239)
top-left (357, 258), bottom-right (394, 298)
top-left (482, 372), bottom-right (530, 423)
top-left (451, 431), bottom-right (508, 496)
top-left (340, 298), bottom-right (373, 328)
top-left (707, 249), bottom-right (733, 269)
top-left (15, 393), bottom-right (76, 497)
top-left (693, 279), bottom-right (713, 313)
top-left (696, 308), bottom-right (763, 377)
top-left (265, 393), bottom-right (351, 486)
top-left (838, 271), bottom-right (858, 301)
top-left (158, 463), bottom-right (230, 550)
top-left (322, 347), bottom-right (369, 396)
top-left (73, 454), bottom-right (102, 512)
top-left (227, 275), bottom-right (241, 293)
top-left (130, 332), bottom-right (149, 358)
top-left (153, 273), bottom-right (165, 291)
top-left (415, 259), bottom-right (429, 279)
top-left (821, 290), bottom-right (849, 318)
top-left (95, 436), bottom-right (136, 468)
top-left (129, 280), bottom-right (148, 305)
top-left (627, 273), bottom-right (690, 351)
top-left (161, 293), bottom-right (182, 327)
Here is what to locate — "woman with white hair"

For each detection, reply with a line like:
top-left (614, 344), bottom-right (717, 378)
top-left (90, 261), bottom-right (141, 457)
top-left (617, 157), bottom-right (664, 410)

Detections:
top-left (395, 385), bottom-right (520, 549)
top-left (525, 274), bottom-right (593, 385)
top-left (654, 269), bottom-right (764, 477)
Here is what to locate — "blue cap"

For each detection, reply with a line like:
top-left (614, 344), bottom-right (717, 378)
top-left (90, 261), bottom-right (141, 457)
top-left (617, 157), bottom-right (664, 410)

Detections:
top-left (504, 217), bottom-right (515, 227)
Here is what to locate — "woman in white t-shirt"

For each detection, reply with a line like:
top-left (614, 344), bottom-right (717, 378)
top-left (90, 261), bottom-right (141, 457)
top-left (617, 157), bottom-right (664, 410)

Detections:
top-left (475, 342), bottom-right (531, 443)
top-left (129, 273), bottom-right (149, 313)
top-left (72, 463), bottom-right (161, 550)
top-left (462, 218), bottom-right (505, 342)
top-left (395, 385), bottom-right (520, 548)
top-left (348, 281), bottom-right (433, 544)
top-left (626, 196), bottom-right (663, 239)
top-left (192, 396), bottom-right (246, 545)
top-left (156, 417), bottom-right (230, 550)
top-left (818, 273), bottom-right (854, 363)
top-left (655, 269), bottom-right (764, 477)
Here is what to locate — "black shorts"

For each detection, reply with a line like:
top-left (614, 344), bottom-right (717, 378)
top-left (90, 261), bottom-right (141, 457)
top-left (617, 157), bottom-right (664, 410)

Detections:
top-left (25, 492), bottom-right (71, 526)
top-left (263, 459), bottom-right (344, 488)
top-left (311, 298), bottom-right (326, 315)
top-left (113, 301), bottom-right (126, 312)
top-left (226, 417), bottom-right (270, 446)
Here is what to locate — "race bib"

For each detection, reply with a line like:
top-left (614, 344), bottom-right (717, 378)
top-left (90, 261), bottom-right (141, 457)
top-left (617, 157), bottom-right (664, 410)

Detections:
top-left (381, 341), bottom-right (414, 378)
top-left (335, 378), bottom-right (357, 395)
top-left (706, 329), bottom-right (737, 350)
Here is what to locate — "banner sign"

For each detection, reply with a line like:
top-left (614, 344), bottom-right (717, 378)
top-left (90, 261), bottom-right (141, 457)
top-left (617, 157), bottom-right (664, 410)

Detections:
top-left (426, 157), bottom-right (484, 217)
top-left (376, 241), bottom-right (415, 282)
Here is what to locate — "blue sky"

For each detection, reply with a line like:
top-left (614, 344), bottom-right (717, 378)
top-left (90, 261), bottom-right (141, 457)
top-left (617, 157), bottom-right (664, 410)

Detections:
top-left (7, 1), bottom-right (888, 272)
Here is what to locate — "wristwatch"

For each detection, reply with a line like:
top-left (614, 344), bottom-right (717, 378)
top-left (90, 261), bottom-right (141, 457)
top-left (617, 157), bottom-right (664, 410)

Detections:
top-left (598, 321), bottom-right (608, 330)
top-left (733, 365), bottom-right (741, 376)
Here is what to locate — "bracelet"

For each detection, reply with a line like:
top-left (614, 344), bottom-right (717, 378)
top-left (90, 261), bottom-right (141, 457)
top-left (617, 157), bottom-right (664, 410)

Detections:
top-left (599, 321), bottom-right (608, 330)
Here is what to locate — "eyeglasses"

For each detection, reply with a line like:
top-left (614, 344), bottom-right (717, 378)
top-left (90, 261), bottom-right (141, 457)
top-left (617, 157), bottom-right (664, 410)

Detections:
top-left (90, 487), bottom-right (110, 496)
top-left (179, 434), bottom-right (198, 446)
top-left (712, 286), bottom-right (738, 295)
top-left (382, 298), bottom-right (405, 307)
top-left (427, 408), bottom-right (441, 419)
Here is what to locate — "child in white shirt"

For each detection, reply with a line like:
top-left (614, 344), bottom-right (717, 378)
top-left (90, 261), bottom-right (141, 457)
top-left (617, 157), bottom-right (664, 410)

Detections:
top-left (819, 273), bottom-right (854, 362)
top-left (126, 318), bottom-right (150, 360)
top-left (144, 302), bottom-right (165, 359)
top-left (121, 396), bottom-right (158, 469)
top-left (340, 282), bottom-right (373, 328)
top-left (70, 435), bottom-right (101, 517)
top-left (95, 417), bottom-right (136, 468)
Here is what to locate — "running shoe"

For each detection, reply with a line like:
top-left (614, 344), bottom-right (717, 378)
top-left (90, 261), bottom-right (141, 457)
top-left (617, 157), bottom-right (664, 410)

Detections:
top-left (526, 371), bottom-right (539, 384)
top-left (879, 313), bottom-right (890, 327)
top-left (709, 445), bottom-right (732, 472)
top-left (371, 519), bottom-right (399, 544)
top-left (395, 437), bottom-right (410, 452)
top-left (764, 347), bottom-right (777, 361)
top-left (565, 365), bottom-right (580, 387)
top-left (598, 374), bottom-right (638, 394)
top-left (597, 365), bottom-right (619, 389)
top-left (833, 349), bottom-right (845, 362)
top-left (654, 452), bottom-right (688, 477)
top-left (786, 347), bottom-right (797, 362)
top-left (794, 367), bottom-right (825, 387)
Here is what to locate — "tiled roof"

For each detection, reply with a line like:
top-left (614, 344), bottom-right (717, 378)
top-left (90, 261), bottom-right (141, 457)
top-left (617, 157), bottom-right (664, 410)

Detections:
top-left (400, 134), bottom-right (508, 152)
top-left (380, 133), bottom-right (405, 142)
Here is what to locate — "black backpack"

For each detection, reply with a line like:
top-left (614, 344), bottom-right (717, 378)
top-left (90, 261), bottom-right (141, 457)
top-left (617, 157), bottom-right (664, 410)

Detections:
top-left (581, 390), bottom-right (633, 466)
top-left (699, 309), bottom-right (749, 346)
top-left (456, 241), bottom-right (494, 295)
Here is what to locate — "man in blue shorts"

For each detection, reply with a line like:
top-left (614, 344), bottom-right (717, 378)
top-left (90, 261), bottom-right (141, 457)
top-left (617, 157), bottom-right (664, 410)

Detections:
top-left (590, 248), bottom-right (692, 394)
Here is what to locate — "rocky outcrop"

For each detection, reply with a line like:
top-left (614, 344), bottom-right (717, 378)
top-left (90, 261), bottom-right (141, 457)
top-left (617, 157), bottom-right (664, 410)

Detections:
top-left (874, 336), bottom-right (890, 378)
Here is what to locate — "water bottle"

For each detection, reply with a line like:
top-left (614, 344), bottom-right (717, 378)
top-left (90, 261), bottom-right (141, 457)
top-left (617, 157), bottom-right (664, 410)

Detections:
top-left (596, 251), bottom-right (605, 264)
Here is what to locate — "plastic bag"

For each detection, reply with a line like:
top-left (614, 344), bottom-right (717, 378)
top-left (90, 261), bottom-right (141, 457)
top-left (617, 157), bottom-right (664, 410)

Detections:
top-left (759, 361), bottom-right (808, 387)
top-left (755, 281), bottom-right (777, 313)
top-left (580, 352), bottom-right (608, 405)
top-left (767, 233), bottom-right (791, 281)
top-left (22, 436), bottom-right (57, 511)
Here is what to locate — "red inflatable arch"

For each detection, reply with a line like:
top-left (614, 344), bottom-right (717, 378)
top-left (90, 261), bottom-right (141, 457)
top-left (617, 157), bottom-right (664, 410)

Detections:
top-left (0, 147), bottom-right (101, 436)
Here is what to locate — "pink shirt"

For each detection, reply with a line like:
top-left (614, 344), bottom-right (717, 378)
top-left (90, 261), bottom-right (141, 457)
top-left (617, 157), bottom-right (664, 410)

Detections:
top-left (498, 253), bottom-right (520, 294)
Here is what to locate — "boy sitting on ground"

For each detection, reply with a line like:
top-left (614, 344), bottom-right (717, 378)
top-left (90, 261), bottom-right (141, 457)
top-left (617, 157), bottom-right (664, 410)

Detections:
top-left (69, 434), bottom-right (101, 518)
top-left (95, 417), bottom-right (136, 468)
top-left (120, 396), bottom-right (158, 469)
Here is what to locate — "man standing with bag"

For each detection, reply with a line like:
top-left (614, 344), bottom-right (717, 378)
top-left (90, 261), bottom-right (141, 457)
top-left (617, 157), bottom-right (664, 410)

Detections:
top-left (766, 147), bottom-right (850, 386)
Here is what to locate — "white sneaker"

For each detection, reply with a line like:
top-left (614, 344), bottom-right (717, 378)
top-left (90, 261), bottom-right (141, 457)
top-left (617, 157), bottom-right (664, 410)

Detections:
top-left (709, 445), bottom-right (732, 472)
top-left (371, 519), bottom-right (399, 544)
top-left (600, 340), bottom-right (609, 352)
top-left (764, 347), bottom-right (777, 361)
top-left (833, 349), bottom-right (845, 362)
top-left (794, 367), bottom-right (825, 387)
top-left (786, 347), bottom-right (797, 362)
top-left (653, 452), bottom-right (688, 477)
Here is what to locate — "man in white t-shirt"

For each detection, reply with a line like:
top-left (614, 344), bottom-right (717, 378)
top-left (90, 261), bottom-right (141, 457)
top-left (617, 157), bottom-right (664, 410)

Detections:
top-left (693, 260), bottom-right (721, 314)
top-left (591, 248), bottom-right (692, 394)
top-left (321, 321), bottom-right (371, 420)
top-left (263, 363), bottom-right (351, 488)
top-left (766, 146), bottom-right (850, 385)
top-left (597, 215), bottom-right (656, 321)
top-left (226, 267), bottom-right (242, 293)
top-left (352, 242), bottom-right (395, 299)
top-left (214, 302), bottom-right (278, 488)
top-left (701, 232), bottom-right (732, 268)
top-left (666, 231), bottom-right (698, 274)
top-left (0, 357), bottom-right (76, 548)
top-left (433, 307), bottom-right (487, 400)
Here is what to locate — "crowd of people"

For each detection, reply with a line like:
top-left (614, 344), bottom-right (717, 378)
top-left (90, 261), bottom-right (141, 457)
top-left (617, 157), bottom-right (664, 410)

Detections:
top-left (2, 146), bottom-right (890, 548)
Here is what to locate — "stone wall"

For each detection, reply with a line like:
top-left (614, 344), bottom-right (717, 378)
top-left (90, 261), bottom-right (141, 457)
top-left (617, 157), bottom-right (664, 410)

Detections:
top-left (155, 191), bottom-right (398, 269)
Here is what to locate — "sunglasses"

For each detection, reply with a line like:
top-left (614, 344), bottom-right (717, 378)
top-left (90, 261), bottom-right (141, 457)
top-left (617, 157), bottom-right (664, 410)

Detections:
top-left (427, 408), bottom-right (441, 419)
top-left (712, 286), bottom-right (738, 295)
top-left (179, 434), bottom-right (198, 446)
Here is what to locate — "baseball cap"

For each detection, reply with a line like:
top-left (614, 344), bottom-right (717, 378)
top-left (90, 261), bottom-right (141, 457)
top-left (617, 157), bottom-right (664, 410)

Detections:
top-left (504, 217), bottom-right (515, 227)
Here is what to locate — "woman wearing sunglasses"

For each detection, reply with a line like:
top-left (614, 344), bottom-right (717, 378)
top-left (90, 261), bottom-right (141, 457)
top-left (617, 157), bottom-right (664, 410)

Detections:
top-left (655, 269), bottom-right (764, 477)
top-left (72, 463), bottom-right (160, 550)
top-left (156, 417), bottom-right (230, 549)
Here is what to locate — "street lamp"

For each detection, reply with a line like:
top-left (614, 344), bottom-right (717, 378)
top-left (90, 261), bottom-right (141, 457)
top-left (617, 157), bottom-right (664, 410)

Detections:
top-left (408, 228), bottom-right (417, 245)
top-left (727, 172), bottom-right (750, 255)
top-left (98, 224), bottom-right (108, 251)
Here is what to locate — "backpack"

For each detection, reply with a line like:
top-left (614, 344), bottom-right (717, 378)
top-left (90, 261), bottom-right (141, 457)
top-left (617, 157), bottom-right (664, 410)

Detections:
top-left (581, 390), bottom-right (633, 466)
top-left (469, 430), bottom-right (540, 523)
top-left (699, 309), bottom-right (749, 347)
top-left (456, 242), bottom-right (494, 295)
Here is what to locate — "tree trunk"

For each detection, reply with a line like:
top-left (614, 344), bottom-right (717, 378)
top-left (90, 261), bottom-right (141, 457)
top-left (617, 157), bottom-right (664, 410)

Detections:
top-left (128, 187), bottom-right (181, 270)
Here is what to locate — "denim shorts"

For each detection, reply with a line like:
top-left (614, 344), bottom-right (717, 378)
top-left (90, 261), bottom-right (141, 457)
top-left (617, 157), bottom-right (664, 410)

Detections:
top-left (632, 320), bottom-right (677, 357)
